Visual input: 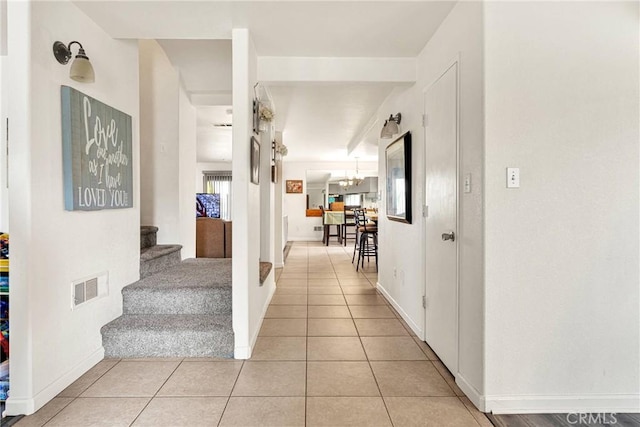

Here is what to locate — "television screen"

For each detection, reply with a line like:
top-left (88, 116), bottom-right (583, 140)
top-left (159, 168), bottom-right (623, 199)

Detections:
top-left (196, 193), bottom-right (221, 218)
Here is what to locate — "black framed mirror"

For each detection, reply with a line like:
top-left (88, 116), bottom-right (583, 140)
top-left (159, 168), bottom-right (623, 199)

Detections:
top-left (385, 131), bottom-right (412, 223)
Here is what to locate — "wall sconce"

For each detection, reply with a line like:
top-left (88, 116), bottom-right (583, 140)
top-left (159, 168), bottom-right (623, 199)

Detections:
top-left (273, 141), bottom-right (288, 160)
top-left (53, 41), bottom-right (95, 83)
top-left (380, 113), bottom-right (402, 139)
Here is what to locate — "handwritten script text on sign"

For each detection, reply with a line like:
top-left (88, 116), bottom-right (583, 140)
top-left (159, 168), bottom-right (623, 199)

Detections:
top-left (79, 96), bottom-right (129, 208)
top-left (61, 86), bottom-right (133, 211)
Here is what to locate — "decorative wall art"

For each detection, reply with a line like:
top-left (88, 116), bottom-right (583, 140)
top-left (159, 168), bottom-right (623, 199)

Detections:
top-left (385, 131), bottom-right (412, 223)
top-left (61, 86), bottom-right (133, 211)
top-left (250, 136), bottom-right (260, 185)
top-left (286, 180), bottom-right (303, 194)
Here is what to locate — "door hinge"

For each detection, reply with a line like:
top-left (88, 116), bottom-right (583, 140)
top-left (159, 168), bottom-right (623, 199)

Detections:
top-left (422, 205), bottom-right (428, 218)
top-left (422, 295), bottom-right (427, 309)
top-left (422, 114), bottom-right (428, 127)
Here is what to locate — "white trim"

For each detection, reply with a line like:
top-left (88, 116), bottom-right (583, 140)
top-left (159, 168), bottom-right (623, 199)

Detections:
top-left (457, 372), bottom-right (486, 412)
top-left (233, 345), bottom-right (251, 360)
top-left (6, 347), bottom-right (104, 416)
top-left (377, 281), bottom-right (424, 338)
top-left (484, 394), bottom-right (640, 415)
top-left (234, 281), bottom-right (276, 360)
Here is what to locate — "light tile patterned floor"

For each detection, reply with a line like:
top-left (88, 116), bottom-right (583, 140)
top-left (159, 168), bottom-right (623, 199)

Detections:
top-left (16, 241), bottom-right (491, 427)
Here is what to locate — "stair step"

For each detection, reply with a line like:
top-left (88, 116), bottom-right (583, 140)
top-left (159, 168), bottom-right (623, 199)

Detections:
top-left (140, 244), bottom-right (182, 261)
top-left (140, 244), bottom-right (182, 279)
top-left (140, 226), bottom-right (159, 249)
top-left (101, 314), bottom-right (234, 358)
top-left (124, 259), bottom-right (232, 315)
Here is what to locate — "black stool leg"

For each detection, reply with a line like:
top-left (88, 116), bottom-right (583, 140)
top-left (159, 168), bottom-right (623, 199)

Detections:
top-left (352, 229), bottom-right (359, 264)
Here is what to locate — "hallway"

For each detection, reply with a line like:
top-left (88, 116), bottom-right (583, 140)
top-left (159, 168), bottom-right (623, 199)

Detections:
top-left (15, 242), bottom-right (489, 426)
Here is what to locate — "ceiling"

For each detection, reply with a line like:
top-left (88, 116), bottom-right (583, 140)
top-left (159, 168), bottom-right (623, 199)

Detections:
top-left (306, 169), bottom-right (379, 186)
top-left (269, 83), bottom-right (396, 162)
top-left (74, 1), bottom-right (457, 163)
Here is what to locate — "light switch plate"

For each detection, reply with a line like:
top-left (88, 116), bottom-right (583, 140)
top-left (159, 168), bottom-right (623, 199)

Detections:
top-left (507, 168), bottom-right (520, 188)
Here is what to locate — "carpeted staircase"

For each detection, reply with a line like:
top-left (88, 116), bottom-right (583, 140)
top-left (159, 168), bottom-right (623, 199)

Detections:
top-left (100, 227), bottom-right (234, 358)
top-left (140, 225), bottom-right (182, 279)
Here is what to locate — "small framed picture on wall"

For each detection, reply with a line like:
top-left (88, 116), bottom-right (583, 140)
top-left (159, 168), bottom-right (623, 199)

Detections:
top-left (286, 180), bottom-right (303, 194)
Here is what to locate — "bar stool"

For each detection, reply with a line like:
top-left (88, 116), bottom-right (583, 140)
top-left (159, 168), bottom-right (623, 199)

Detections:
top-left (342, 205), bottom-right (360, 246)
top-left (353, 209), bottom-right (378, 271)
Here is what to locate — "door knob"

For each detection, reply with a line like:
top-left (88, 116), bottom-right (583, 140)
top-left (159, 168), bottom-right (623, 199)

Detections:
top-left (441, 231), bottom-right (455, 242)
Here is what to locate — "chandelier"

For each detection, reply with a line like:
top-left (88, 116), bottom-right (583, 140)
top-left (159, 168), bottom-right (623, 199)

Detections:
top-left (339, 158), bottom-right (364, 188)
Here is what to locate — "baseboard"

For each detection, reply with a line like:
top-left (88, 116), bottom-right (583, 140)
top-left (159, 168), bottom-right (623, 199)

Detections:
top-left (376, 281), bottom-right (424, 338)
top-left (457, 373), bottom-right (486, 412)
top-left (484, 393), bottom-right (640, 414)
top-left (287, 236), bottom-right (322, 242)
top-left (6, 346), bottom-right (104, 416)
top-left (234, 283), bottom-right (276, 360)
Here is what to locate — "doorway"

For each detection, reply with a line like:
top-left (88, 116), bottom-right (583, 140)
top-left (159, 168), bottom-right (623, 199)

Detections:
top-left (423, 61), bottom-right (459, 375)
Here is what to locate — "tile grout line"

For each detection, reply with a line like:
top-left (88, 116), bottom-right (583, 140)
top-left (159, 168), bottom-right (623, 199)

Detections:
top-left (304, 251), bottom-right (309, 427)
top-left (216, 359), bottom-right (245, 427)
top-left (125, 357), bottom-right (184, 427)
top-left (358, 309), bottom-right (396, 427)
top-left (42, 358), bottom-right (124, 426)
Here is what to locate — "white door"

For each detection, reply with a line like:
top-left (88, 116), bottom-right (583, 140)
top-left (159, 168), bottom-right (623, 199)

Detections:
top-left (424, 62), bottom-right (459, 374)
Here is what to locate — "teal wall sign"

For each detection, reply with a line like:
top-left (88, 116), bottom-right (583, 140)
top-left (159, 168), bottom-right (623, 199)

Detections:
top-left (61, 86), bottom-right (133, 211)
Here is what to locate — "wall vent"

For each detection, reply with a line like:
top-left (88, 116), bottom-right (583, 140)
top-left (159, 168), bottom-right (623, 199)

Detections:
top-left (71, 272), bottom-right (108, 309)
top-left (313, 226), bottom-right (323, 232)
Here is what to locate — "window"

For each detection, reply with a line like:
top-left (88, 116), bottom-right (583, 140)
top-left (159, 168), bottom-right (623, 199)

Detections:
top-left (203, 171), bottom-right (232, 220)
top-left (344, 193), bottom-right (362, 206)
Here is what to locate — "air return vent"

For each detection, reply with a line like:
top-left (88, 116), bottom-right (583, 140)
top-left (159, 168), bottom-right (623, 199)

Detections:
top-left (313, 226), bottom-right (323, 232)
top-left (71, 272), bottom-right (108, 309)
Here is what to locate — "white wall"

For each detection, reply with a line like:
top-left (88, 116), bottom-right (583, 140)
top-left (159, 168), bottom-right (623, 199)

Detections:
top-left (139, 40), bottom-right (180, 244)
top-left (484, 2), bottom-right (639, 413)
top-left (283, 160), bottom-right (378, 241)
top-left (139, 40), bottom-right (197, 257)
top-left (259, 123), bottom-right (275, 265)
top-left (0, 55), bottom-right (7, 232)
top-left (375, 1), bottom-right (485, 405)
top-left (179, 87), bottom-right (196, 258)
top-left (0, 0), bottom-right (7, 230)
top-left (273, 131), bottom-right (284, 267)
top-left (232, 29), bottom-right (275, 359)
top-left (7, 0), bottom-right (139, 414)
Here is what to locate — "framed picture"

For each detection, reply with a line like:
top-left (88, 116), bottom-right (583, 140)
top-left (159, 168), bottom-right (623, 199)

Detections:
top-left (286, 179), bottom-right (303, 194)
top-left (385, 131), bottom-right (412, 223)
top-left (250, 136), bottom-right (260, 185)
top-left (252, 100), bottom-right (260, 134)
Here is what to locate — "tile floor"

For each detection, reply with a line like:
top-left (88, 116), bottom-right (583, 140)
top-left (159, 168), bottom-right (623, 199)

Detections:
top-left (15, 241), bottom-right (492, 427)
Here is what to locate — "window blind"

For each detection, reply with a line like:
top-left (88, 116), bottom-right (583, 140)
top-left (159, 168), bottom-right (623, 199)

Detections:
top-left (203, 171), bottom-right (232, 220)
